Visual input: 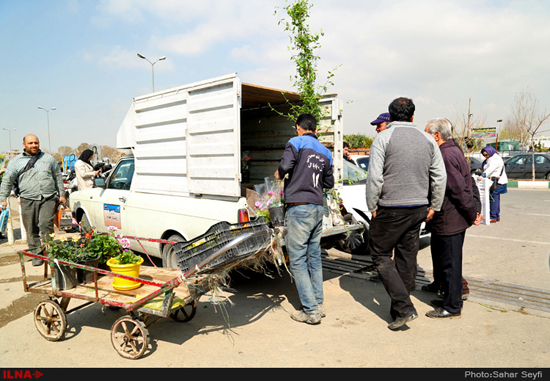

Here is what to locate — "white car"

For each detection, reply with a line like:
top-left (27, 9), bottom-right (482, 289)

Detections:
top-left (336, 159), bottom-right (430, 254)
top-left (351, 154), bottom-right (370, 172)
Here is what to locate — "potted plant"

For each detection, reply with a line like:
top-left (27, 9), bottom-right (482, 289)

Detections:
top-left (45, 234), bottom-right (87, 290)
top-left (106, 237), bottom-right (144, 291)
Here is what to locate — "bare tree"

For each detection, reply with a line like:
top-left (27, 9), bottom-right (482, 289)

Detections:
top-left (510, 89), bottom-right (550, 180)
top-left (451, 98), bottom-right (487, 156)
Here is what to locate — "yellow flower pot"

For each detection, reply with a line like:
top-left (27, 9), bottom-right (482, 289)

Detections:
top-left (107, 257), bottom-right (144, 291)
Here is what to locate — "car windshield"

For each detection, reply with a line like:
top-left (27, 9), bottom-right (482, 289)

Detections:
top-left (108, 159), bottom-right (135, 190)
top-left (355, 157), bottom-right (370, 171)
top-left (343, 160), bottom-right (367, 185)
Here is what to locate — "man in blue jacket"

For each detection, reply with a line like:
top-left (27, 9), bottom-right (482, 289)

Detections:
top-left (275, 114), bottom-right (334, 325)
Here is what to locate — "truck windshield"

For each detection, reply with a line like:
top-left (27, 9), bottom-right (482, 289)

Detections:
top-left (108, 160), bottom-right (135, 190)
top-left (343, 160), bottom-right (367, 185)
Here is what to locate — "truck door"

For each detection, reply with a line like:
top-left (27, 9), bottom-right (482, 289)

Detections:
top-left (186, 76), bottom-right (242, 197)
top-left (99, 158), bottom-right (134, 234)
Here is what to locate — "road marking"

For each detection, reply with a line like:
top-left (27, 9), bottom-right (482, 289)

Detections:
top-left (526, 213), bottom-right (550, 217)
top-left (468, 234), bottom-right (550, 245)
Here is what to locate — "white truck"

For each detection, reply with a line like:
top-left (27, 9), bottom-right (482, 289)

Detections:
top-left (70, 73), bottom-right (364, 268)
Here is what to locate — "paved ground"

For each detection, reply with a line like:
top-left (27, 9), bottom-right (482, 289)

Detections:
top-left (0, 189), bottom-right (549, 369)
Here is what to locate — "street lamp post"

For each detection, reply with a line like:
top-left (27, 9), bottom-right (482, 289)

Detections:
top-left (38, 106), bottom-right (56, 153)
top-left (2, 127), bottom-right (16, 152)
top-left (137, 53), bottom-right (166, 93)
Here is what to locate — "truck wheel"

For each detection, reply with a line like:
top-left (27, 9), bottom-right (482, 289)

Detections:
top-left (162, 234), bottom-right (185, 269)
top-left (79, 212), bottom-right (92, 230)
top-left (337, 223), bottom-right (370, 255)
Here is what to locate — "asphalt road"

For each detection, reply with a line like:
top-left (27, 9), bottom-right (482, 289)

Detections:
top-left (0, 189), bottom-right (549, 370)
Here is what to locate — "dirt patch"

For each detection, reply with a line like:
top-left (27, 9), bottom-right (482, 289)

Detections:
top-left (0, 293), bottom-right (48, 329)
top-left (0, 253), bottom-right (21, 267)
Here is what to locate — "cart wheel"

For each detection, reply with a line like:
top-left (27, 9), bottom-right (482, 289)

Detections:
top-left (170, 302), bottom-right (196, 322)
top-left (34, 300), bottom-right (67, 342)
top-left (111, 316), bottom-right (149, 359)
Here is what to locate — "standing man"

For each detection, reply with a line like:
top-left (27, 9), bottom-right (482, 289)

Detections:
top-left (424, 118), bottom-right (480, 318)
top-left (366, 98), bottom-right (446, 330)
top-left (0, 134), bottom-right (66, 265)
top-left (370, 112), bottom-right (391, 133)
top-left (275, 114), bottom-right (334, 325)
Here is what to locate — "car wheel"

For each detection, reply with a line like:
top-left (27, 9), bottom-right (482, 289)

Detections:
top-left (162, 234), bottom-right (185, 269)
top-left (546, 172), bottom-right (550, 180)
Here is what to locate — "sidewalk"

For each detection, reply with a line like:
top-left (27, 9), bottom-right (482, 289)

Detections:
top-left (508, 180), bottom-right (550, 189)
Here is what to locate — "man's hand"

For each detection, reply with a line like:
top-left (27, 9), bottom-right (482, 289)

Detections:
top-left (58, 196), bottom-right (67, 206)
top-left (371, 210), bottom-right (377, 219)
top-left (425, 207), bottom-right (435, 222)
top-left (0, 201), bottom-right (6, 210)
top-left (274, 170), bottom-right (281, 180)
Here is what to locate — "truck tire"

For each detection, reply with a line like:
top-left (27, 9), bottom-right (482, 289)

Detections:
top-left (162, 234), bottom-right (185, 269)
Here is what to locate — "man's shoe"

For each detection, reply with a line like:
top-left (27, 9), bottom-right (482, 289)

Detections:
top-left (318, 304), bottom-right (326, 318)
top-left (32, 257), bottom-right (44, 266)
top-left (430, 299), bottom-right (463, 311)
top-left (490, 219), bottom-right (497, 223)
top-left (291, 310), bottom-right (321, 325)
top-left (426, 307), bottom-right (461, 319)
top-left (421, 283), bottom-right (438, 293)
top-left (388, 313), bottom-right (418, 330)
top-left (462, 292), bottom-right (470, 300)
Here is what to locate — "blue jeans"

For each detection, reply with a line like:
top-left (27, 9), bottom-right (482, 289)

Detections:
top-left (284, 204), bottom-right (324, 315)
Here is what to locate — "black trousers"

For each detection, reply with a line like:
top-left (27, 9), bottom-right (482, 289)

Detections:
top-left (369, 206), bottom-right (428, 318)
top-left (430, 231), bottom-right (465, 314)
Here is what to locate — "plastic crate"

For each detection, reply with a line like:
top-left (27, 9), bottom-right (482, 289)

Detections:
top-left (175, 218), bottom-right (271, 273)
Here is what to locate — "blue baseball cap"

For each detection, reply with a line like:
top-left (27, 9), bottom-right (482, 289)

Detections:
top-left (370, 112), bottom-right (390, 125)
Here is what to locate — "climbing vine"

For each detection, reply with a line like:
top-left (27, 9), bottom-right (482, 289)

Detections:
top-left (273, 0), bottom-right (339, 123)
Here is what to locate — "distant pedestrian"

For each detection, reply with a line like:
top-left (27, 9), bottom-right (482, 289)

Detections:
top-left (0, 134), bottom-right (66, 265)
top-left (75, 149), bottom-right (101, 190)
top-left (478, 146), bottom-right (508, 222)
top-left (366, 98), bottom-right (446, 330)
top-left (275, 114), bottom-right (334, 325)
top-left (343, 141), bottom-right (354, 163)
top-left (370, 112), bottom-right (391, 133)
top-left (424, 118), bottom-right (481, 319)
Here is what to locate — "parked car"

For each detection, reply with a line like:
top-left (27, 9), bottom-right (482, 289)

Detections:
top-left (468, 157), bottom-right (483, 174)
top-left (504, 153), bottom-right (550, 179)
top-left (350, 154), bottom-right (369, 172)
top-left (336, 159), bottom-right (430, 254)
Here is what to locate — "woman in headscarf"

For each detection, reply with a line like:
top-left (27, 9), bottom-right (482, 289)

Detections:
top-left (478, 146), bottom-right (508, 222)
top-left (75, 149), bottom-right (101, 190)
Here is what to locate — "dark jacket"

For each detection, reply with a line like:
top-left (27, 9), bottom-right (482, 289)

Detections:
top-left (428, 140), bottom-right (478, 235)
top-left (277, 132), bottom-right (334, 206)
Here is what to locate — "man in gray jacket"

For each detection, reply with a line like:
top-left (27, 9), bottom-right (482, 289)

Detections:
top-left (0, 134), bottom-right (65, 265)
top-left (366, 97), bottom-right (446, 330)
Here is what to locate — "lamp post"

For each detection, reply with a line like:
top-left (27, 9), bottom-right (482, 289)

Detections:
top-left (137, 53), bottom-right (166, 93)
top-left (38, 106), bottom-right (56, 153)
top-left (2, 127), bottom-right (16, 152)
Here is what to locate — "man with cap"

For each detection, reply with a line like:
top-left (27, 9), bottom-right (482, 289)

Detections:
top-left (371, 112), bottom-right (391, 133)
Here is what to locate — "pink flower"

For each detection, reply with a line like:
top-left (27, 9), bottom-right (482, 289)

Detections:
top-left (267, 191), bottom-right (275, 196)
top-left (244, 156), bottom-right (251, 161)
top-left (255, 201), bottom-right (263, 209)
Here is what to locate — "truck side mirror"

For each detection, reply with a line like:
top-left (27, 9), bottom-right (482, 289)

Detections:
top-left (94, 178), bottom-right (106, 188)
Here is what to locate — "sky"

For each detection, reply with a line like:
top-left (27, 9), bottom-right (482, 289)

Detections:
top-left (1, 0), bottom-right (550, 154)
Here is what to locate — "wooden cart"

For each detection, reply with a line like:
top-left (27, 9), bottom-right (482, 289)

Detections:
top-left (19, 228), bottom-right (275, 359)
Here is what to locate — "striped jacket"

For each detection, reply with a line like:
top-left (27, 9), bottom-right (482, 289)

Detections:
top-left (0, 151), bottom-right (64, 202)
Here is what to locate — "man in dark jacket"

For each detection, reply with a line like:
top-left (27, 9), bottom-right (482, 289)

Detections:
top-left (275, 114), bottom-right (334, 325)
top-left (424, 118), bottom-right (481, 318)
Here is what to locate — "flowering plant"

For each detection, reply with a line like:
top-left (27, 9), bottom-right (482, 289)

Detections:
top-left (252, 177), bottom-right (285, 222)
top-left (45, 226), bottom-right (129, 265)
top-left (241, 151), bottom-right (251, 171)
top-left (111, 237), bottom-right (140, 265)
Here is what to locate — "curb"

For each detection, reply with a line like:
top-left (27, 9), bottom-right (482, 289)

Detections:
top-left (507, 181), bottom-right (550, 189)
